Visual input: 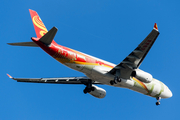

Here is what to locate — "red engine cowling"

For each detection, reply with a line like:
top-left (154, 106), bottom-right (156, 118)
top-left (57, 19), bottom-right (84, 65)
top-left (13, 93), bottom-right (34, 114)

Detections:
top-left (89, 85), bottom-right (106, 98)
top-left (131, 69), bottom-right (153, 83)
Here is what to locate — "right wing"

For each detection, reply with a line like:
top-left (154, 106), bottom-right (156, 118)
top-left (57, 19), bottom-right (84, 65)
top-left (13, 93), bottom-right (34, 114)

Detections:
top-left (7, 74), bottom-right (101, 85)
top-left (109, 23), bottom-right (160, 79)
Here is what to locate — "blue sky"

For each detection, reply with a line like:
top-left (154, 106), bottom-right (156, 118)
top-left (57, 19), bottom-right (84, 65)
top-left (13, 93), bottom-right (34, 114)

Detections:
top-left (1, 0), bottom-right (180, 120)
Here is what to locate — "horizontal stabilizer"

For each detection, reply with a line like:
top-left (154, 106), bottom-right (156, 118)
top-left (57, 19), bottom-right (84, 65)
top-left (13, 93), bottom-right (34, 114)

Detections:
top-left (39, 27), bottom-right (58, 45)
top-left (7, 42), bottom-right (38, 47)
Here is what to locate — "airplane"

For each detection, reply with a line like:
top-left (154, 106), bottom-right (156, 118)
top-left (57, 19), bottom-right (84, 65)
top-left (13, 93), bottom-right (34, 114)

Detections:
top-left (7, 9), bottom-right (172, 106)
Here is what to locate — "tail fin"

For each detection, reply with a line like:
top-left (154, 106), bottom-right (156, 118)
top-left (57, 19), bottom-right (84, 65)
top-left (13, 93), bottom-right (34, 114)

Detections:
top-left (29, 9), bottom-right (48, 38)
top-left (8, 9), bottom-right (56, 47)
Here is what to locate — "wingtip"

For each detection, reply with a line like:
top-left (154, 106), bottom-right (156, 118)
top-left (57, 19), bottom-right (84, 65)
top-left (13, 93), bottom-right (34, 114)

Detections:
top-left (7, 74), bottom-right (13, 79)
top-left (154, 23), bottom-right (158, 31)
top-left (7, 43), bottom-right (15, 46)
top-left (29, 9), bottom-right (34, 12)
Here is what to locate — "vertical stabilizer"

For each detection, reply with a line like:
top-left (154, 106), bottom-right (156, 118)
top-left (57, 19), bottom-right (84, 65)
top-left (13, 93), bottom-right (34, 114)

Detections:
top-left (29, 9), bottom-right (48, 38)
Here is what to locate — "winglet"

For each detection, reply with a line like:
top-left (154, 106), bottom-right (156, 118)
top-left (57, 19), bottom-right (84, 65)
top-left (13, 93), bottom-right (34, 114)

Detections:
top-left (39, 27), bottom-right (58, 45)
top-left (154, 23), bottom-right (158, 31)
top-left (7, 74), bottom-right (13, 79)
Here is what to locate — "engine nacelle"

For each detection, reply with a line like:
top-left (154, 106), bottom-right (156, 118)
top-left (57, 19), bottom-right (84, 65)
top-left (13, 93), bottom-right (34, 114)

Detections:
top-left (89, 85), bottom-right (106, 98)
top-left (131, 69), bottom-right (153, 83)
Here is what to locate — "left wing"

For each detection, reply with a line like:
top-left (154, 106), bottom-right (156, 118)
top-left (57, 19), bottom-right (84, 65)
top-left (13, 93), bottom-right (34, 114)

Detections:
top-left (7, 74), bottom-right (101, 85)
top-left (109, 23), bottom-right (160, 79)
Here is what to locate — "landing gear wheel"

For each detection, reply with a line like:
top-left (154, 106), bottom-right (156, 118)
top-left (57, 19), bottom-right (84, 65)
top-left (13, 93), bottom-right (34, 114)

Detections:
top-left (156, 102), bottom-right (160, 106)
top-left (117, 78), bottom-right (121, 82)
top-left (83, 86), bottom-right (94, 94)
top-left (155, 97), bottom-right (161, 106)
top-left (91, 87), bottom-right (95, 91)
top-left (114, 76), bottom-right (118, 84)
top-left (87, 88), bottom-right (91, 93)
top-left (110, 76), bottom-right (121, 85)
top-left (114, 76), bottom-right (121, 83)
top-left (83, 88), bottom-right (88, 94)
top-left (110, 80), bottom-right (114, 85)
top-left (83, 80), bottom-right (93, 94)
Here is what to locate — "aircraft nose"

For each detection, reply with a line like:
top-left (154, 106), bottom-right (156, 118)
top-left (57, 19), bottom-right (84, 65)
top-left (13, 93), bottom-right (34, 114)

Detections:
top-left (160, 85), bottom-right (173, 98)
top-left (166, 88), bottom-right (173, 98)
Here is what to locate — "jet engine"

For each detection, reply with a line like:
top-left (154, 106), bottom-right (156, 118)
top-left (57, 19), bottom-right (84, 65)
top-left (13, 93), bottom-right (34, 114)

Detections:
top-left (88, 85), bottom-right (106, 98)
top-left (131, 69), bottom-right (153, 83)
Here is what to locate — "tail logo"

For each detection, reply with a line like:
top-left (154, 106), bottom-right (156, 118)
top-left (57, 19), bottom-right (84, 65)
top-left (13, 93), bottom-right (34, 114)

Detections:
top-left (32, 15), bottom-right (48, 37)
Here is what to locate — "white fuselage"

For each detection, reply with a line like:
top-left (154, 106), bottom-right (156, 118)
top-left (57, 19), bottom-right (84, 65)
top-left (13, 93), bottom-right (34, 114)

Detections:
top-left (64, 54), bottom-right (172, 99)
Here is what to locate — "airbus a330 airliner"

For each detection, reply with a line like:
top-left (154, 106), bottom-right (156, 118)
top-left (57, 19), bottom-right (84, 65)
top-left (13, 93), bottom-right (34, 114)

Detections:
top-left (7, 9), bottom-right (172, 105)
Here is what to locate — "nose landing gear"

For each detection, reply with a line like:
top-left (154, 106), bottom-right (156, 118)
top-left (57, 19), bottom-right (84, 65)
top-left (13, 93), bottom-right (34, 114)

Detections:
top-left (156, 97), bottom-right (161, 106)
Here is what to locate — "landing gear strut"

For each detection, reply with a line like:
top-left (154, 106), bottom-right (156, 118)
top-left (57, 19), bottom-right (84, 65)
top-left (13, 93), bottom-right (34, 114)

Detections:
top-left (110, 76), bottom-right (121, 85)
top-left (156, 97), bottom-right (161, 106)
top-left (83, 80), bottom-right (95, 94)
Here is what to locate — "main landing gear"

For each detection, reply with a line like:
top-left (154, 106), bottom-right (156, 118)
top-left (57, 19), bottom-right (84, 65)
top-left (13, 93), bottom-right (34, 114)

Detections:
top-left (156, 97), bottom-right (161, 106)
top-left (110, 76), bottom-right (121, 85)
top-left (83, 80), bottom-right (95, 94)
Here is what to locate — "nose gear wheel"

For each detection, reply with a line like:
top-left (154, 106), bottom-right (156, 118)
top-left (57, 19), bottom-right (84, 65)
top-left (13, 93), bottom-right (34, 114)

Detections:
top-left (156, 97), bottom-right (161, 106)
